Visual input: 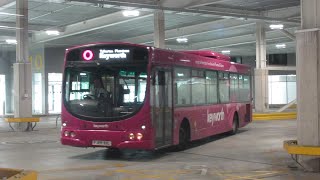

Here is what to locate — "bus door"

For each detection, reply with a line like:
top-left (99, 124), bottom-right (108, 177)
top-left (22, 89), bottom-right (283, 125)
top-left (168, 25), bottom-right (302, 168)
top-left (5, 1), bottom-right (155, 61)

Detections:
top-left (152, 68), bottom-right (173, 148)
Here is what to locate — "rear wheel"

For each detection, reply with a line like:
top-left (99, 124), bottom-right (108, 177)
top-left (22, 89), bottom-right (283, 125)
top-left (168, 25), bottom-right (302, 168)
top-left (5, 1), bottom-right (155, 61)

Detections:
top-left (229, 114), bottom-right (239, 135)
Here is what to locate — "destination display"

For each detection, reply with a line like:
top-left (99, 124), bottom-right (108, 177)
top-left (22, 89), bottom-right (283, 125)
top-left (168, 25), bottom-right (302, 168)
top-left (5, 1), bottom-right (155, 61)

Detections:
top-left (66, 45), bottom-right (148, 62)
top-left (98, 49), bottom-right (130, 60)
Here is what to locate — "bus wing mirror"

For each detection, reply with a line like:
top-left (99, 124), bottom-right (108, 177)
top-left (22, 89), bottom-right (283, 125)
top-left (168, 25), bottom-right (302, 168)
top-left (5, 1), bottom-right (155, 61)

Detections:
top-left (123, 89), bottom-right (130, 94)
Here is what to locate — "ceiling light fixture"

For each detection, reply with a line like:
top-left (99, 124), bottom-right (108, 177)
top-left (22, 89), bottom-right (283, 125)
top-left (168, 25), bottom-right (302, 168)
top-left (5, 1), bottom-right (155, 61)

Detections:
top-left (122, 10), bottom-right (140, 17)
top-left (0, 12), bottom-right (23, 17)
top-left (221, 50), bottom-right (231, 54)
top-left (5, 39), bottom-right (17, 44)
top-left (269, 24), bottom-right (284, 30)
top-left (176, 37), bottom-right (188, 43)
top-left (276, 44), bottom-right (286, 49)
top-left (46, 30), bottom-right (60, 36)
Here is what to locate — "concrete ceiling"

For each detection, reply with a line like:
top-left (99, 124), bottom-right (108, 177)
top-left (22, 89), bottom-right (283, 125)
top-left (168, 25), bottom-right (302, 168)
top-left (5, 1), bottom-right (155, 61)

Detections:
top-left (0, 0), bottom-right (300, 56)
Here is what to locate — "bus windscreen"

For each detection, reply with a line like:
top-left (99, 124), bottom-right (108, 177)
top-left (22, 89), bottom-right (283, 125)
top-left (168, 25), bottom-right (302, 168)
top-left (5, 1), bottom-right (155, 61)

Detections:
top-left (64, 66), bottom-right (147, 122)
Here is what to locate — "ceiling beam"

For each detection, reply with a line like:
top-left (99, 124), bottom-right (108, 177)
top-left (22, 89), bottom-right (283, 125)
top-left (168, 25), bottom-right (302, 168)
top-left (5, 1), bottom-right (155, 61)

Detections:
top-left (186, 0), bottom-right (228, 8)
top-left (167, 27), bottom-right (296, 50)
top-left (260, 1), bottom-right (300, 11)
top-left (123, 19), bottom-right (256, 44)
top-left (70, 0), bottom-right (300, 24)
top-left (0, 0), bottom-right (15, 7)
top-left (279, 29), bottom-right (296, 41)
top-left (216, 41), bottom-right (295, 54)
top-left (161, 22), bottom-right (256, 42)
top-left (200, 37), bottom-right (290, 49)
top-left (195, 6), bottom-right (299, 23)
top-left (0, 30), bottom-right (15, 37)
top-left (262, 5), bottom-right (300, 22)
top-left (32, 11), bottom-right (153, 43)
top-left (0, 22), bottom-right (59, 32)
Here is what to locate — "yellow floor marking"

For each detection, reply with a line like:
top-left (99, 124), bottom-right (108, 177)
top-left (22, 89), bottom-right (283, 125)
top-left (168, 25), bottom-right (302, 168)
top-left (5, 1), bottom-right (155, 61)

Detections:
top-left (223, 171), bottom-right (284, 180)
top-left (41, 163), bottom-right (127, 173)
top-left (103, 169), bottom-right (192, 180)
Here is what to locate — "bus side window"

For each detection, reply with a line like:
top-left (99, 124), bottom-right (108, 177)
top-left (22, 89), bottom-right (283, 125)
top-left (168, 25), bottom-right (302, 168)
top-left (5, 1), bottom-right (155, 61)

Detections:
top-left (218, 72), bottom-right (230, 103)
top-left (175, 67), bottom-right (191, 105)
top-left (157, 71), bottom-right (165, 86)
top-left (152, 70), bottom-right (165, 86)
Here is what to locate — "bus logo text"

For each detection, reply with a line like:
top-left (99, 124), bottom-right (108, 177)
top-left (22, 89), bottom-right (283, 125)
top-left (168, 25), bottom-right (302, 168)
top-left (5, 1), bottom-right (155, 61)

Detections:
top-left (207, 109), bottom-right (225, 126)
top-left (195, 61), bottom-right (224, 68)
top-left (93, 124), bottom-right (109, 128)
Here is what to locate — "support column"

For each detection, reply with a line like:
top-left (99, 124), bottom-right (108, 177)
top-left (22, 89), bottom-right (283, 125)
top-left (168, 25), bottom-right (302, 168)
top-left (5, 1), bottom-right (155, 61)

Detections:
top-left (254, 21), bottom-right (268, 112)
top-left (14, 0), bottom-right (32, 118)
top-left (154, 9), bottom-right (165, 48)
top-left (296, 0), bottom-right (320, 172)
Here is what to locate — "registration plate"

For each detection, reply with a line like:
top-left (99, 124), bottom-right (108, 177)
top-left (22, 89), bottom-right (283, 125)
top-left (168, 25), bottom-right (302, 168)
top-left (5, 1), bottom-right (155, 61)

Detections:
top-left (92, 140), bottom-right (112, 146)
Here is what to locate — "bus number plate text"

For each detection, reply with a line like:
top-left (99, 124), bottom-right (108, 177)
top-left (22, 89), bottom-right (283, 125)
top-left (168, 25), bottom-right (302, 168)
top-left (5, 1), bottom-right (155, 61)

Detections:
top-left (92, 140), bottom-right (112, 146)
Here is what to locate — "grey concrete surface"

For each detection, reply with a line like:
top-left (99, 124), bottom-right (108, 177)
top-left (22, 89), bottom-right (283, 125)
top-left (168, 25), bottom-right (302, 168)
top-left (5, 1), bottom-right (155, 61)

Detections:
top-left (0, 117), bottom-right (319, 180)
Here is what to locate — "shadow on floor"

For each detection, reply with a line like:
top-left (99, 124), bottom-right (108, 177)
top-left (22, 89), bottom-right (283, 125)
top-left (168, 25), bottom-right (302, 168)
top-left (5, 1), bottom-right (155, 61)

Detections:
top-left (69, 129), bottom-right (248, 162)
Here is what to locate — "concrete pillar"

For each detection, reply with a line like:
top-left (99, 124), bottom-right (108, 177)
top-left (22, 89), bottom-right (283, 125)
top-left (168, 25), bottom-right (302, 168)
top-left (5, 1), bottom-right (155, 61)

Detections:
top-left (14, 0), bottom-right (32, 118)
top-left (254, 21), bottom-right (268, 112)
top-left (154, 9), bottom-right (165, 48)
top-left (296, 0), bottom-right (320, 172)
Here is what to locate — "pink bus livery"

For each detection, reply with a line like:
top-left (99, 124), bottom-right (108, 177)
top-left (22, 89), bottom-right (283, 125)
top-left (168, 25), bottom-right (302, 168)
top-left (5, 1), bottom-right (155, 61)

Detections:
top-left (61, 42), bottom-right (252, 150)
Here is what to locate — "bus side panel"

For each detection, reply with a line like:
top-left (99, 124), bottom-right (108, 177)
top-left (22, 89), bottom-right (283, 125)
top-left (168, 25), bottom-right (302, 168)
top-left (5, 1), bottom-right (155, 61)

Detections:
top-left (239, 103), bottom-right (252, 127)
top-left (173, 104), bottom-right (233, 144)
top-left (224, 103), bottom-right (252, 132)
top-left (173, 103), bottom-right (251, 145)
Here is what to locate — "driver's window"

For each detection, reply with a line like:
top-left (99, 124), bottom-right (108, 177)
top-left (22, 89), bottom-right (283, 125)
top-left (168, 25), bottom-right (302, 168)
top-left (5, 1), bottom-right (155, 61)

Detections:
top-left (69, 72), bottom-right (91, 100)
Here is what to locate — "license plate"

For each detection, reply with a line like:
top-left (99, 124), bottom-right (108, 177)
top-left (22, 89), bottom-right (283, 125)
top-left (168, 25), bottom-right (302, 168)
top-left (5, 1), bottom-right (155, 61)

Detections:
top-left (92, 140), bottom-right (112, 146)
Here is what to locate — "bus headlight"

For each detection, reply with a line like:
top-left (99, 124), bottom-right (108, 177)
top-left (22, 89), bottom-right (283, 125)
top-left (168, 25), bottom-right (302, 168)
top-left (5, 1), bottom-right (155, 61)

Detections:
top-left (136, 133), bottom-right (143, 140)
top-left (64, 131), bottom-right (70, 137)
top-left (70, 131), bottom-right (76, 138)
top-left (129, 133), bottom-right (135, 140)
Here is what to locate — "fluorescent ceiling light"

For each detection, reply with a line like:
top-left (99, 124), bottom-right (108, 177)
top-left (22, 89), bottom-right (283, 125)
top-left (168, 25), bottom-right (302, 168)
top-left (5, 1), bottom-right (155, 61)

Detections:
top-left (176, 37), bottom-right (188, 43)
top-left (0, 25), bottom-right (16, 29)
top-left (122, 10), bottom-right (140, 17)
top-left (46, 30), bottom-right (60, 36)
top-left (6, 39), bottom-right (17, 44)
top-left (269, 24), bottom-right (284, 30)
top-left (276, 44), bottom-right (286, 49)
top-left (0, 12), bottom-right (23, 16)
top-left (221, 50), bottom-right (231, 54)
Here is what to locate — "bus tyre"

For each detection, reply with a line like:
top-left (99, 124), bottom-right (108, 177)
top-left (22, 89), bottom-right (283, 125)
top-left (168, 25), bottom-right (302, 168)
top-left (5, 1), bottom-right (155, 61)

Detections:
top-left (178, 123), bottom-right (190, 150)
top-left (229, 114), bottom-right (239, 135)
top-left (106, 148), bottom-right (122, 157)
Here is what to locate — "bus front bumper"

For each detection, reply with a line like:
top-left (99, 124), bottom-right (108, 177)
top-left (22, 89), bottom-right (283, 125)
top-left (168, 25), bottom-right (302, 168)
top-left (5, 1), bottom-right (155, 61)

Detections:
top-left (60, 129), bottom-right (153, 150)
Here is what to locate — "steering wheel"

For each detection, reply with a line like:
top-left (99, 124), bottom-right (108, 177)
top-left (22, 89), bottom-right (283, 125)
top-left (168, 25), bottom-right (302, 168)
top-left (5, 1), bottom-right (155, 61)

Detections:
top-left (83, 94), bottom-right (95, 100)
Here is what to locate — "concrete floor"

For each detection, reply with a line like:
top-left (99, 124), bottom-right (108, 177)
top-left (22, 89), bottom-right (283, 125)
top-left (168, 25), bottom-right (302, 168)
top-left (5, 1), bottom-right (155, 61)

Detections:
top-left (0, 117), bottom-right (319, 180)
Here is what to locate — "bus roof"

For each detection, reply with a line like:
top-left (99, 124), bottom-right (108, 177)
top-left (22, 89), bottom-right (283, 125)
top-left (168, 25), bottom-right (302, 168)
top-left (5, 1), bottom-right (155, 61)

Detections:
top-left (66, 42), bottom-right (229, 63)
top-left (66, 42), bottom-right (151, 51)
top-left (65, 42), bottom-right (250, 73)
